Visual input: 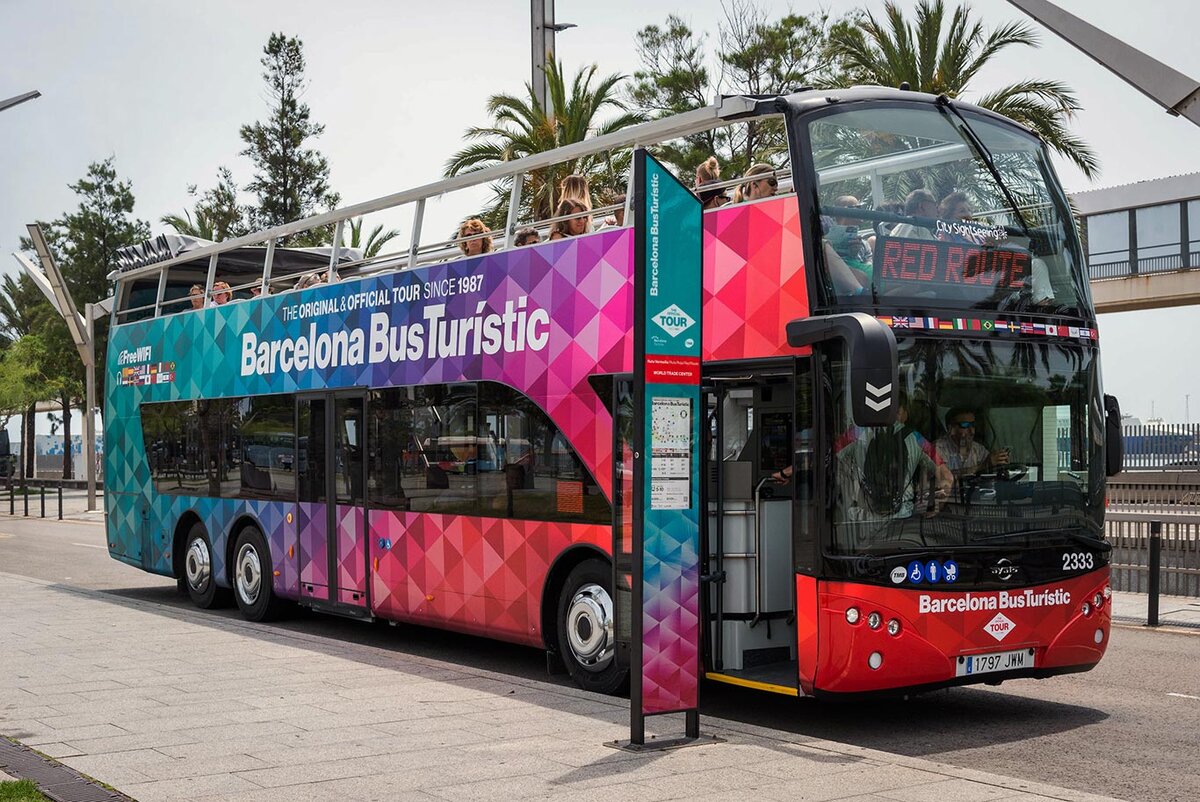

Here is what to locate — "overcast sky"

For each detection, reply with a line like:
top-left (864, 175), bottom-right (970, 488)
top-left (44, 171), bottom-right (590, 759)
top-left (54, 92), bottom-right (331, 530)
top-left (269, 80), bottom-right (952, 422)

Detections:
top-left (2, 0), bottom-right (1199, 433)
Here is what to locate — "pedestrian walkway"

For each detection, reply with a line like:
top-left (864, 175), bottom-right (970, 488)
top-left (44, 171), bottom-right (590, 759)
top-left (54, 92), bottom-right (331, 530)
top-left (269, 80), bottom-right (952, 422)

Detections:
top-left (0, 486), bottom-right (104, 523)
top-left (0, 573), bottom-right (1121, 802)
top-left (1110, 590), bottom-right (1200, 629)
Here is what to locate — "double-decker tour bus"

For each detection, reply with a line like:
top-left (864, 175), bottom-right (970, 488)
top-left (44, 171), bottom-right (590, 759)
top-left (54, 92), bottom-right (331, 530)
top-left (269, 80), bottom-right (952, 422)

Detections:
top-left (105, 87), bottom-right (1123, 698)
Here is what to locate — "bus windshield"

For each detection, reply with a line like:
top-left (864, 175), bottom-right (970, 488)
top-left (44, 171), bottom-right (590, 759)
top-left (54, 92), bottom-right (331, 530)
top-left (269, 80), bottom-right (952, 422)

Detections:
top-left (829, 338), bottom-right (1103, 555)
top-left (807, 103), bottom-right (1089, 315)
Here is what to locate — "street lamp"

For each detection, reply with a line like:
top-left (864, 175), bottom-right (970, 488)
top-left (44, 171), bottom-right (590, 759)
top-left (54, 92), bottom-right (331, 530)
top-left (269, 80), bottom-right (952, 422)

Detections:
top-left (531, 1), bottom-right (575, 115)
top-left (0, 90), bottom-right (40, 115)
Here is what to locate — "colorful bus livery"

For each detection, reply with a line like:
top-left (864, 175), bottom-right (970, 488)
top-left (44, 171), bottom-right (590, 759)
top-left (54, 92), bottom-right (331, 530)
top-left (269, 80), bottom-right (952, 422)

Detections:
top-left (107, 87), bottom-right (1121, 699)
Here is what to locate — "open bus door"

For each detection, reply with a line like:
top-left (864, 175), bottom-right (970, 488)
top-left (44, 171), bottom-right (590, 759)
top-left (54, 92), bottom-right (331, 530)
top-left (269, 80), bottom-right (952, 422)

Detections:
top-left (296, 391), bottom-right (370, 617)
top-left (701, 358), bottom-right (815, 695)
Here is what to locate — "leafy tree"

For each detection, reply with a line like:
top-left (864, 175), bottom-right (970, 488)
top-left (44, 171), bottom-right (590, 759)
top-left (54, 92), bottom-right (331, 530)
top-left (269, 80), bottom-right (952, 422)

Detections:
top-left (345, 217), bottom-right (401, 259)
top-left (19, 157), bottom-right (149, 478)
top-left (240, 33), bottom-right (340, 244)
top-left (444, 59), bottom-right (643, 226)
top-left (0, 276), bottom-right (55, 478)
top-left (162, 166), bottom-right (248, 241)
top-left (825, 0), bottom-right (1098, 178)
top-left (628, 0), bottom-right (837, 178)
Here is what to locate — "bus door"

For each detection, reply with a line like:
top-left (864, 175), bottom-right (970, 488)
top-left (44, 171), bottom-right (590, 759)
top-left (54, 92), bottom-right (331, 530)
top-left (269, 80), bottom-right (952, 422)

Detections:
top-left (297, 392), bottom-right (369, 614)
top-left (703, 360), bottom-right (813, 695)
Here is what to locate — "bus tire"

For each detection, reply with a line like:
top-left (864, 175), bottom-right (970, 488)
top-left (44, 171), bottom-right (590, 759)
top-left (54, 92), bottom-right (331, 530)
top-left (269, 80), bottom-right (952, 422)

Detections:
top-left (556, 559), bottom-right (627, 695)
top-left (183, 523), bottom-right (228, 609)
top-left (231, 525), bottom-right (285, 622)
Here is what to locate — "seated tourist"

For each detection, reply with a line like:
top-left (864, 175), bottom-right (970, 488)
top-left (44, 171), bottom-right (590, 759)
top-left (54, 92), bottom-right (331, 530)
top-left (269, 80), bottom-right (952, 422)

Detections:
top-left (549, 198), bottom-right (590, 240)
top-left (733, 163), bottom-right (778, 203)
top-left (889, 189), bottom-right (938, 240)
top-left (457, 218), bottom-right (493, 256)
top-left (514, 227), bottom-right (541, 247)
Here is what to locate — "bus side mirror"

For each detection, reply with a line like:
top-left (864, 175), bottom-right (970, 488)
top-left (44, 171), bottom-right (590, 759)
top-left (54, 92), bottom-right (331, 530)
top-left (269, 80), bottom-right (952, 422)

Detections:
top-left (786, 312), bottom-right (898, 427)
top-left (1104, 394), bottom-right (1123, 477)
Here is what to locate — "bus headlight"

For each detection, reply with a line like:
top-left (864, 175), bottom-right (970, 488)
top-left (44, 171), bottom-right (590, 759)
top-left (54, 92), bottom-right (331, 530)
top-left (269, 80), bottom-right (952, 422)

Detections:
top-left (1081, 602), bottom-right (1092, 616)
top-left (867, 612), bottom-right (882, 630)
top-left (1103, 586), bottom-right (1112, 600)
top-left (886, 618), bottom-right (901, 636)
top-left (845, 607), bottom-right (860, 624)
top-left (868, 651), bottom-right (883, 670)
top-left (1093, 592), bottom-right (1104, 609)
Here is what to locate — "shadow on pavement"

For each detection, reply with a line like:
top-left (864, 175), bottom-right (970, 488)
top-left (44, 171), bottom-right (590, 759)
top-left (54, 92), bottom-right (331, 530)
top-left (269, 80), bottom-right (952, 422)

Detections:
top-left (58, 583), bottom-right (1108, 761)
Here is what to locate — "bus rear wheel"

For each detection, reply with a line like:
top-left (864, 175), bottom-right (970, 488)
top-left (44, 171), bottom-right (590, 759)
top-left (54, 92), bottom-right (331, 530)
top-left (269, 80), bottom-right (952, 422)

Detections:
top-left (556, 559), bottom-right (627, 695)
top-left (183, 523), bottom-right (228, 609)
top-left (232, 525), bottom-right (285, 622)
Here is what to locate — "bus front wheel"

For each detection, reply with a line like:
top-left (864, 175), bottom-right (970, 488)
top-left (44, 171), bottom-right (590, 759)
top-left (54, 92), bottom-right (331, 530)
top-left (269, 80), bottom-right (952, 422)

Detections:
top-left (183, 523), bottom-right (228, 609)
top-left (556, 559), bottom-right (627, 695)
top-left (232, 525), bottom-right (285, 622)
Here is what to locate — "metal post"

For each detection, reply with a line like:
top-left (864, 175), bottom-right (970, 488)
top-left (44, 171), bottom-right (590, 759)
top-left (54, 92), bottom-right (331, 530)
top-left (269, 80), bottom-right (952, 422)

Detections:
top-left (261, 239), bottom-right (276, 296)
top-left (39, 484), bottom-right (44, 518)
top-left (58, 484), bottom-right (63, 520)
top-left (85, 303), bottom-right (97, 512)
top-left (408, 199), bottom-right (426, 270)
top-left (1147, 521), bottom-right (1162, 626)
top-left (531, 1), bottom-right (553, 115)
top-left (23, 485), bottom-right (28, 517)
top-left (203, 253), bottom-right (219, 302)
top-left (8, 480), bottom-right (12, 516)
top-left (327, 219), bottom-right (344, 282)
top-left (505, 173), bottom-right (525, 249)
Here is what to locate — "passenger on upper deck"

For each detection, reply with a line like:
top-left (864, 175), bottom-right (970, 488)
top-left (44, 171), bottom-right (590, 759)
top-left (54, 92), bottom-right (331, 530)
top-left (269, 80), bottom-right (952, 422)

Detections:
top-left (189, 284), bottom-right (204, 310)
top-left (889, 189), bottom-right (938, 241)
top-left (732, 163), bottom-right (778, 204)
top-left (211, 281), bottom-right (232, 306)
top-left (694, 157), bottom-right (728, 211)
top-left (514, 227), bottom-right (541, 247)
top-left (457, 218), bottom-right (493, 257)
top-left (560, 174), bottom-right (592, 208)
top-left (549, 198), bottom-right (590, 240)
top-left (600, 193), bottom-right (626, 227)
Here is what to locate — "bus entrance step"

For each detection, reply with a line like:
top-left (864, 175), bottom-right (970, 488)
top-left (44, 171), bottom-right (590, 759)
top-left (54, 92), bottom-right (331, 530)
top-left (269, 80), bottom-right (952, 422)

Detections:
top-left (300, 599), bottom-right (374, 622)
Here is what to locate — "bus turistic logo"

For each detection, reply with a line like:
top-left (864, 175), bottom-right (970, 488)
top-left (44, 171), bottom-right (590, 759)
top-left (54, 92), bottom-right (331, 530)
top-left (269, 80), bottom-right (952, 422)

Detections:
top-left (985, 612), bottom-right (1016, 642)
top-left (652, 304), bottom-right (695, 338)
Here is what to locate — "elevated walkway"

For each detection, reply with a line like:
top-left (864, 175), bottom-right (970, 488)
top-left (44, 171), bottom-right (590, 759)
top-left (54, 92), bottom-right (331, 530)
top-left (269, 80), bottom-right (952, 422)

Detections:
top-left (1091, 268), bottom-right (1200, 313)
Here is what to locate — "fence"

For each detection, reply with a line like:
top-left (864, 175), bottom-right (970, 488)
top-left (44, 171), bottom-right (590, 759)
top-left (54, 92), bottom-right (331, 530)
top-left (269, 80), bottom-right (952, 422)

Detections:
top-left (1116, 423), bottom-right (1200, 471)
top-left (1106, 513), bottom-right (1200, 601)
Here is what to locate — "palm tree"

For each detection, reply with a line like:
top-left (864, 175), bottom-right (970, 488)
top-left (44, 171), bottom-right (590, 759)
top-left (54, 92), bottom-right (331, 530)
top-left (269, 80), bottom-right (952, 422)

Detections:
top-left (345, 217), bottom-right (401, 259)
top-left (826, 0), bottom-right (1098, 178)
top-left (444, 59), bottom-right (644, 225)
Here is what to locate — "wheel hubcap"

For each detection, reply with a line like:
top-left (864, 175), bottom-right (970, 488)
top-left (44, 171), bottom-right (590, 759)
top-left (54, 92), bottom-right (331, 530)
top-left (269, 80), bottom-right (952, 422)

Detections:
top-left (185, 537), bottom-right (211, 592)
top-left (235, 542), bottom-right (262, 605)
top-left (566, 582), bottom-right (614, 672)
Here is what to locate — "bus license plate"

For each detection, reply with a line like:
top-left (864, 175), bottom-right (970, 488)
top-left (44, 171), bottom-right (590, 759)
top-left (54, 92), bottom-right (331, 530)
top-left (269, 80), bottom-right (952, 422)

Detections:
top-left (956, 648), bottom-right (1032, 677)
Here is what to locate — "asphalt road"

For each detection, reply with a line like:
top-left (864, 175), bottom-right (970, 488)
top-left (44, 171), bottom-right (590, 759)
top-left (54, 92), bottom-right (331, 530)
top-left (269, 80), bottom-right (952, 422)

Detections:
top-left (2, 514), bottom-right (1197, 802)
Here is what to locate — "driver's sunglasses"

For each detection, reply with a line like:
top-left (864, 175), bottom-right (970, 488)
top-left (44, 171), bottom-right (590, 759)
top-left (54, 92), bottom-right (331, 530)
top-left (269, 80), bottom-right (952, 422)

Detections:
top-left (955, 421), bottom-right (976, 429)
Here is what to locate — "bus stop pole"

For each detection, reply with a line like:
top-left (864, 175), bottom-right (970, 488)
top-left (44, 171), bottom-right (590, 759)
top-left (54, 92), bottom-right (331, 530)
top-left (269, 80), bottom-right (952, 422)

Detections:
top-left (85, 303), bottom-right (97, 512)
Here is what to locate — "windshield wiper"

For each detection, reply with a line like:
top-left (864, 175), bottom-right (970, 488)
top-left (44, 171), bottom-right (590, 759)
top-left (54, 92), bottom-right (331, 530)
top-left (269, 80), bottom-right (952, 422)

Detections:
top-left (972, 528), bottom-right (1111, 552)
top-left (935, 95), bottom-right (1035, 241)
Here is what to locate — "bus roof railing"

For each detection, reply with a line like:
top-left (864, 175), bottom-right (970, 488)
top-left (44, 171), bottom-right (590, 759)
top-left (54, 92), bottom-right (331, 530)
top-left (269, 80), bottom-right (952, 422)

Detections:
top-left (109, 95), bottom-right (763, 288)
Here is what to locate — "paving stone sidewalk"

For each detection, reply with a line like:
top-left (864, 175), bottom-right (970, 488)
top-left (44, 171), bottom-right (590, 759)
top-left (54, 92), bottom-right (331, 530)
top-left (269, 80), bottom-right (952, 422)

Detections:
top-left (0, 572), bottom-right (1121, 802)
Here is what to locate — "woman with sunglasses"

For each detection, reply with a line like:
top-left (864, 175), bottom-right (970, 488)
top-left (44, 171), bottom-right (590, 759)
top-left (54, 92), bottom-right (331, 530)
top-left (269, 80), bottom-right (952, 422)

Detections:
top-left (733, 163), bottom-right (778, 203)
top-left (548, 198), bottom-right (591, 240)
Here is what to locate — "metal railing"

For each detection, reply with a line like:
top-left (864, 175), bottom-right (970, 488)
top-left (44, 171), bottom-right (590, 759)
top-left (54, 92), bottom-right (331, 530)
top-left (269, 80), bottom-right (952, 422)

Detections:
top-left (108, 95), bottom-right (768, 320)
top-left (1106, 514), bottom-right (1200, 612)
top-left (1116, 423), bottom-right (1200, 471)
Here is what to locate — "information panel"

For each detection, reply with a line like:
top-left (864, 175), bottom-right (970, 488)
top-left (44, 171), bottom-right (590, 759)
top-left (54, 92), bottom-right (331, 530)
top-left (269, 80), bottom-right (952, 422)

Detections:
top-left (630, 149), bottom-right (703, 731)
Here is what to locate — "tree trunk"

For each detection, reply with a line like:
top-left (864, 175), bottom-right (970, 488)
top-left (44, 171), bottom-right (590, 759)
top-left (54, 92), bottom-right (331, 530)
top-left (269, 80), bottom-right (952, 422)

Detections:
top-left (23, 403), bottom-right (35, 480)
top-left (62, 395), bottom-right (73, 480)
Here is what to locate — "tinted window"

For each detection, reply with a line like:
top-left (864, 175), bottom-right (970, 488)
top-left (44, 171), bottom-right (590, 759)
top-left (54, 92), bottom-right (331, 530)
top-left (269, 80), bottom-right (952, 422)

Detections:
top-left (141, 395), bottom-right (295, 500)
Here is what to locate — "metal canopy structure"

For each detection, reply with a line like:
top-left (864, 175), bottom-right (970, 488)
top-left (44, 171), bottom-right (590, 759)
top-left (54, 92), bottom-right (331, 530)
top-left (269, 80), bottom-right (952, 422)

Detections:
top-left (1007, 0), bottom-right (1200, 127)
top-left (0, 90), bottom-right (40, 114)
top-left (14, 225), bottom-right (108, 511)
